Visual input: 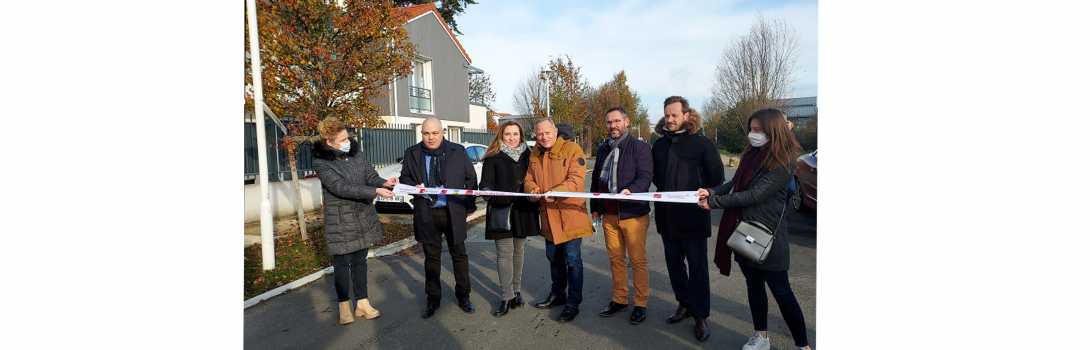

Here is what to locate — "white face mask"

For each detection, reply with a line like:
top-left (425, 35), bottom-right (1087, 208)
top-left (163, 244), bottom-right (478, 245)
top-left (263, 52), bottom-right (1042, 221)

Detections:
top-left (338, 141), bottom-right (351, 152)
top-left (748, 132), bottom-right (769, 147)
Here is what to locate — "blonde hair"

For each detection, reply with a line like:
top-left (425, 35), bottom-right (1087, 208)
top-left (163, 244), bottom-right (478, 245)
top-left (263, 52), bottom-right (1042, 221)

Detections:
top-left (317, 117), bottom-right (346, 141)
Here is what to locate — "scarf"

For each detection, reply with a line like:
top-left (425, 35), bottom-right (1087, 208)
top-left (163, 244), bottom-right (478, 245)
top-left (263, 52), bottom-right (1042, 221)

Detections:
top-left (665, 128), bottom-right (689, 143)
top-left (598, 130), bottom-right (629, 193)
top-left (713, 145), bottom-right (771, 276)
top-left (501, 142), bottom-right (527, 163)
top-left (422, 142), bottom-right (446, 188)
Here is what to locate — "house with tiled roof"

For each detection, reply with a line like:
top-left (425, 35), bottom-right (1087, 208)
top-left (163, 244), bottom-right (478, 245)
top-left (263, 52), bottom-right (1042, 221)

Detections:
top-left (373, 3), bottom-right (489, 143)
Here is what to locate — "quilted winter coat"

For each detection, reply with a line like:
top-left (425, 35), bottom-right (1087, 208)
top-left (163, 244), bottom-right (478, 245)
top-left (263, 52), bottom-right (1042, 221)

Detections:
top-left (312, 139), bottom-right (387, 255)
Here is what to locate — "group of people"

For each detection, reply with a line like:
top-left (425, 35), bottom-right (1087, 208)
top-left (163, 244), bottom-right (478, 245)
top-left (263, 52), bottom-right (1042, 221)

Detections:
top-left (309, 96), bottom-right (812, 350)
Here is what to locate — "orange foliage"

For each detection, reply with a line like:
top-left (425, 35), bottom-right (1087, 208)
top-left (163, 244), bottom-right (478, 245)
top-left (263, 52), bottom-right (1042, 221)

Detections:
top-left (245, 0), bottom-right (417, 154)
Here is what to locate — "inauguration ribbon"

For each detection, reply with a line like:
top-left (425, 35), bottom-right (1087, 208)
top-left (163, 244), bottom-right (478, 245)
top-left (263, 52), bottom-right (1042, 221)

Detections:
top-left (393, 184), bottom-right (700, 204)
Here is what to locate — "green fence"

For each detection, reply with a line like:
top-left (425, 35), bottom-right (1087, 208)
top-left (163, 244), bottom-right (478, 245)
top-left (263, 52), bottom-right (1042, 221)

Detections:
top-left (462, 128), bottom-right (496, 146)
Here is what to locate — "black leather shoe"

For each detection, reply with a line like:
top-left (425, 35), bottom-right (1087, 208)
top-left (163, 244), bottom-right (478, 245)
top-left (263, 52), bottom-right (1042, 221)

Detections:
top-left (493, 299), bottom-right (509, 317)
top-left (422, 299), bottom-right (440, 319)
top-left (694, 317), bottom-right (710, 342)
top-left (598, 301), bottom-right (629, 317)
top-left (507, 297), bottom-right (522, 310)
top-left (629, 306), bottom-right (646, 325)
top-left (533, 293), bottom-right (567, 309)
top-left (457, 296), bottom-right (475, 313)
top-left (666, 305), bottom-right (692, 324)
top-left (512, 292), bottom-right (525, 307)
top-left (556, 306), bottom-right (579, 323)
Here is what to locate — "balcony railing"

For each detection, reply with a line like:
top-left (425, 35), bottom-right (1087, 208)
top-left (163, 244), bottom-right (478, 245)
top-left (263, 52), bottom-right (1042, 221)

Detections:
top-left (409, 86), bottom-right (432, 113)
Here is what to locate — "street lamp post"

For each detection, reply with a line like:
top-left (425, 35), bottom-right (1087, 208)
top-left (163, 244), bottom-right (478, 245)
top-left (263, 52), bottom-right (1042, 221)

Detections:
top-left (247, 0), bottom-right (275, 270)
top-left (541, 65), bottom-right (552, 119)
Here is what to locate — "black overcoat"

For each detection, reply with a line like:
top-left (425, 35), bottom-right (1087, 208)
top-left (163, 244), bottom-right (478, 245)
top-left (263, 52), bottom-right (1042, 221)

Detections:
top-left (651, 129), bottom-right (725, 240)
top-left (399, 140), bottom-right (478, 246)
top-left (478, 148), bottom-right (540, 240)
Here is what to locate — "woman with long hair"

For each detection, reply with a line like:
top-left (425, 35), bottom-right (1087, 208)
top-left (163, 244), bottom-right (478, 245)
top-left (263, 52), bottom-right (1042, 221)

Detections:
top-left (696, 109), bottom-right (812, 350)
top-left (478, 121), bottom-right (540, 316)
top-left (311, 117), bottom-right (398, 325)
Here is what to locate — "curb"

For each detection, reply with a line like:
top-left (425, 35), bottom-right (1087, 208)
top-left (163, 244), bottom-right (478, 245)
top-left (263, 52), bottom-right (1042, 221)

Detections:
top-left (243, 208), bottom-right (488, 309)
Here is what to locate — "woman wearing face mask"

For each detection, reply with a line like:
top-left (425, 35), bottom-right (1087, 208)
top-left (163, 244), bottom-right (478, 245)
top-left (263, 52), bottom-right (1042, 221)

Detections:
top-left (695, 109), bottom-right (811, 350)
top-left (311, 117), bottom-right (398, 325)
top-left (478, 121), bottom-right (541, 316)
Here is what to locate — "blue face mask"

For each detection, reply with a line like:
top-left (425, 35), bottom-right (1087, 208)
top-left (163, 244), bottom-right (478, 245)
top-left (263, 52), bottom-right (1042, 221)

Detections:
top-left (338, 141), bottom-right (351, 152)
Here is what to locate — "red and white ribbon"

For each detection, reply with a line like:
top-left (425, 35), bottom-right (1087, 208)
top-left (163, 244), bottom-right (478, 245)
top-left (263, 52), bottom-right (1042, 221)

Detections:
top-left (393, 184), bottom-right (699, 204)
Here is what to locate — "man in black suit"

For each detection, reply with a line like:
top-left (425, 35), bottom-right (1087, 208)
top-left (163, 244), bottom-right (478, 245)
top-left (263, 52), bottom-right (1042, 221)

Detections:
top-left (399, 117), bottom-right (478, 318)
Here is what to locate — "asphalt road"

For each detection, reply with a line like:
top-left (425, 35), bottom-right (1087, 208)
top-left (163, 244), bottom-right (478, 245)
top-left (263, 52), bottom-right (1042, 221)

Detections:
top-left (244, 165), bottom-right (817, 349)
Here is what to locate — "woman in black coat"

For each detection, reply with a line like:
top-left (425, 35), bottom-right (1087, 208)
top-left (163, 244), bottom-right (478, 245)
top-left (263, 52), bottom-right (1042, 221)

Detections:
top-left (696, 109), bottom-right (811, 350)
top-left (477, 121), bottom-right (540, 317)
top-left (311, 117), bottom-right (398, 325)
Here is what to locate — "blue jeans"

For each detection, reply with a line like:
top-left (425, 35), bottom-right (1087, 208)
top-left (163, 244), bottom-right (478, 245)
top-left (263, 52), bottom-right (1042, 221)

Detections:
top-left (545, 238), bottom-right (583, 308)
top-left (661, 236), bottom-right (711, 318)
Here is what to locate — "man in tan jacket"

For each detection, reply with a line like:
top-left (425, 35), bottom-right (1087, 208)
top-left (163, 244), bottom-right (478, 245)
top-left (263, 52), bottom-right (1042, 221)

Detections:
top-left (524, 118), bottom-right (593, 323)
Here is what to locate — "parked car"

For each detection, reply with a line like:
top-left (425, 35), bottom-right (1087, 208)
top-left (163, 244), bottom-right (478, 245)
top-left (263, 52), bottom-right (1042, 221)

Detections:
top-left (792, 150), bottom-right (817, 212)
top-left (373, 142), bottom-right (487, 212)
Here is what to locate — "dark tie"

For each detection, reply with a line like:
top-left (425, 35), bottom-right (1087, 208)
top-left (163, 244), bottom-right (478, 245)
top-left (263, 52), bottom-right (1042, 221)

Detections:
top-left (428, 155), bottom-right (439, 187)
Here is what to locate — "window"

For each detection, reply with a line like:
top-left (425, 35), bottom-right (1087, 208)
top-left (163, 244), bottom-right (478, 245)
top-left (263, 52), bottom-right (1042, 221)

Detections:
top-left (447, 126), bottom-right (461, 143)
top-left (473, 146), bottom-right (487, 162)
top-left (409, 57), bottom-right (433, 114)
top-left (468, 146), bottom-right (487, 163)
top-left (465, 145), bottom-right (480, 163)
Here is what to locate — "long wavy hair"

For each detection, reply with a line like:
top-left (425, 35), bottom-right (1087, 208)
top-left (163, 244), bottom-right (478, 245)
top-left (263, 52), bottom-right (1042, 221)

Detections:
top-left (744, 108), bottom-right (800, 172)
top-left (482, 121), bottom-right (526, 159)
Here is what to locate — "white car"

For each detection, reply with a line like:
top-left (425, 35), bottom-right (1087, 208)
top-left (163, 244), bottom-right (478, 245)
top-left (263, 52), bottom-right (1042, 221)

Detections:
top-left (374, 142), bottom-right (487, 211)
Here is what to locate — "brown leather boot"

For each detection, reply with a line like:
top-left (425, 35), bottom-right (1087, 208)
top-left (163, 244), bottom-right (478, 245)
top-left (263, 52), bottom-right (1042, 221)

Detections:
top-left (355, 298), bottom-right (381, 319)
top-left (338, 301), bottom-right (355, 325)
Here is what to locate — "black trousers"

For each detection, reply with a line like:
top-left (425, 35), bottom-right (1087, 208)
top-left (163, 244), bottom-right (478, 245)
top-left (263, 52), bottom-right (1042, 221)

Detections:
top-left (661, 236), bottom-right (711, 318)
top-left (738, 263), bottom-right (810, 347)
top-left (423, 207), bottom-right (471, 301)
top-left (332, 248), bottom-right (369, 302)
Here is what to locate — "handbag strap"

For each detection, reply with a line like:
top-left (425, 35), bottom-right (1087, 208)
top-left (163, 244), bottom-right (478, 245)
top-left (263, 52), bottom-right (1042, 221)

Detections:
top-left (769, 189), bottom-right (789, 235)
top-left (730, 172), bottom-right (791, 235)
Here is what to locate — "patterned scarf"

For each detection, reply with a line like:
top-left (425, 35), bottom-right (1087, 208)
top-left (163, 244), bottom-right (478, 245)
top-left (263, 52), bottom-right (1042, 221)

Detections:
top-left (500, 142), bottom-right (527, 163)
top-left (599, 130), bottom-right (630, 193)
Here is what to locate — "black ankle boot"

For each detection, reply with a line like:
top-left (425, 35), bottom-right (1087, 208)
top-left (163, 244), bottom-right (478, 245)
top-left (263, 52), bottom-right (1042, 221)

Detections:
top-left (493, 299), bottom-right (510, 317)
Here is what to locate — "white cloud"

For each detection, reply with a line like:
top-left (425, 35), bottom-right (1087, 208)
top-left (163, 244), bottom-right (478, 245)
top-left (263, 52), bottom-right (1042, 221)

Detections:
top-left (455, 0), bottom-right (818, 122)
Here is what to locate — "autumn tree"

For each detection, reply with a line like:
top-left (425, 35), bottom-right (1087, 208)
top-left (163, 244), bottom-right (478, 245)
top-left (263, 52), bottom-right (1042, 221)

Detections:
top-left (391, 0), bottom-right (477, 35)
top-left (587, 71), bottom-right (651, 143)
top-left (485, 111), bottom-right (500, 132)
top-left (245, 0), bottom-right (416, 238)
top-left (543, 56), bottom-right (592, 150)
top-left (245, 0), bottom-right (416, 136)
top-left (704, 12), bottom-right (800, 150)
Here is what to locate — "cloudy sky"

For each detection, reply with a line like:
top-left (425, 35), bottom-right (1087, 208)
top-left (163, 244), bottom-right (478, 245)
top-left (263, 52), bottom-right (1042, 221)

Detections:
top-left (454, 0), bottom-right (818, 123)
